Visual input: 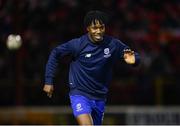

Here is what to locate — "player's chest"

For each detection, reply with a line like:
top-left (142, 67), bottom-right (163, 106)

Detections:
top-left (78, 45), bottom-right (115, 64)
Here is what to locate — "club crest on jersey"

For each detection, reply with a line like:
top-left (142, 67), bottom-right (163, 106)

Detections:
top-left (104, 48), bottom-right (111, 58)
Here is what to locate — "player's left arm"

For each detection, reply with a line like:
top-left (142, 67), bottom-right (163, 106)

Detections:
top-left (115, 39), bottom-right (140, 66)
top-left (123, 48), bottom-right (140, 66)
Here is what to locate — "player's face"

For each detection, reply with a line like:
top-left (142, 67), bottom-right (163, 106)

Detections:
top-left (87, 20), bottom-right (105, 42)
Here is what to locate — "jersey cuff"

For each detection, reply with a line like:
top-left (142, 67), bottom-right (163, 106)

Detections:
top-left (45, 77), bottom-right (53, 85)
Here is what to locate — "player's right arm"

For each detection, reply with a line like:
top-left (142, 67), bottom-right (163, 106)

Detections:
top-left (43, 39), bottom-right (77, 98)
top-left (43, 84), bottom-right (54, 98)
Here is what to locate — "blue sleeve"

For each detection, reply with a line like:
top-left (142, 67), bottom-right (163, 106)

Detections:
top-left (115, 39), bottom-right (141, 66)
top-left (132, 52), bottom-right (141, 66)
top-left (115, 39), bottom-right (129, 59)
top-left (45, 39), bottom-right (77, 85)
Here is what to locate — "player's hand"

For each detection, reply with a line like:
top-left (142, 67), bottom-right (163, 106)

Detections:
top-left (43, 84), bottom-right (54, 98)
top-left (123, 49), bottom-right (135, 64)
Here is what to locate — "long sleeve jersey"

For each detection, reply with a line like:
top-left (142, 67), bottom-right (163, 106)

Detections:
top-left (45, 34), bottom-right (140, 100)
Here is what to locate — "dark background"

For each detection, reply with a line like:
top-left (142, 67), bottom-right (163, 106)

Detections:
top-left (0, 0), bottom-right (179, 106)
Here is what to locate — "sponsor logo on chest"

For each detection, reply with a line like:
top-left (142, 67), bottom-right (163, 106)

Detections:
top-left (85, 53), bottom-right (92, 58)
top-left (84, 48), bottom-right (111, 58)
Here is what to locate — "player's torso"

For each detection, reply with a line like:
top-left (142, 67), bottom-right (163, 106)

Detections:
top-left (68, 35), bottom-right (117, 98)
top-left (77, 39), bottom-right (116, 69)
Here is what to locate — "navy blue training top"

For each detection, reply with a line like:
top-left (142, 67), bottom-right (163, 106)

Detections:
top-left (45, 34), bottom-right (140, 100)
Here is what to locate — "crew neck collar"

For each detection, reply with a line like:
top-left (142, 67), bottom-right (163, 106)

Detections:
top-left (86, 33), bottom-right (105, 46)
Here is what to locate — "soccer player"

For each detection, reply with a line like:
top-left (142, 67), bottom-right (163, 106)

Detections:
top-left (43, 10), bottom-right (140, 125)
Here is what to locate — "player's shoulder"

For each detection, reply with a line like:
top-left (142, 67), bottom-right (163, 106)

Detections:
top-left (105, 35), bottom-right (125, 45)
top-left (69, 34), bottom-right (87, 44)
top-left (64, 35), bottom-right (84, 48)
top-left (66, 34), bottom-right (88, 53)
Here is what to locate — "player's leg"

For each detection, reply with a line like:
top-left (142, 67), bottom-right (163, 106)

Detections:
top-left (91, 100), bottom-right (105, 125)
top-left (76, 113), bottom-right (93, 125)
top-left (70, 95), bottom-right (93, 125)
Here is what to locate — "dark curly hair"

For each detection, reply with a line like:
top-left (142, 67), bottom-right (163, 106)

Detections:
top-left (84, 10), bottom-right (109, 27)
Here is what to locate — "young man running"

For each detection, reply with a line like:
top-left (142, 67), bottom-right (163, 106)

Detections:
top-left (43, 10), bottom-right (140, 125)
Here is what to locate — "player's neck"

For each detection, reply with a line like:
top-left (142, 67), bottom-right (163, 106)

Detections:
top-left (88, 33), bottom-right (103, 45)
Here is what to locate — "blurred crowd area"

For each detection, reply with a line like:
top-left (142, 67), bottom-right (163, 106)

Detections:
top-left (0, 0), bottom-right (180, 106)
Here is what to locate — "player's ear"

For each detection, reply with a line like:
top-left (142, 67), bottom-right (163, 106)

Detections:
top-left (86, 27), bottom-right (90, 32)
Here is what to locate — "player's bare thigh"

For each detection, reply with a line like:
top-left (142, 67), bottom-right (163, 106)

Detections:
top-left (76, 113), bottom-right (93, 125)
